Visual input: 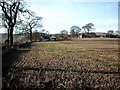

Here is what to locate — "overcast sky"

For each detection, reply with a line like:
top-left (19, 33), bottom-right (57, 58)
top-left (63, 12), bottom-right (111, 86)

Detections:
top-left (0, 0), bottom-right (119, 34)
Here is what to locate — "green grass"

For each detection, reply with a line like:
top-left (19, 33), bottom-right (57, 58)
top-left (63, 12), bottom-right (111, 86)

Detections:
top-left (32, 39), bottom-right (118, 71)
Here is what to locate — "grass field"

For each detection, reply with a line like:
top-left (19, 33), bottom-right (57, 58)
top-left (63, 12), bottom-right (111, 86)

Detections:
top-left (2, 38), bottom-right (120, 89)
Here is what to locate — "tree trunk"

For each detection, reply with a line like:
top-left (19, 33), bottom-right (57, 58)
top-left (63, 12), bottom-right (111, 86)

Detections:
top-left (7, 29), bottom-right (10, 46)
top-left (30, 30), bottom-right (32, 42)
top-left (87, 29), bottom-right (89, 37)
top-left (10, 26), bottom-right (13, 46)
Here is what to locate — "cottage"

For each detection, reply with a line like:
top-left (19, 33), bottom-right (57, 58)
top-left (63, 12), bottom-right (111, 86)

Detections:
top-left (40, 36), bottom-right (51, 41)
top-left (50, 35), bottom-right (56, 41)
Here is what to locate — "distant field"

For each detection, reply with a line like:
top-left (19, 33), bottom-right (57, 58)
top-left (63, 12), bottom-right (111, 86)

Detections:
top-left (28, 38), bottom-right (118, 71)
top-left (2, 38), bottom-right (120, 89)
top-left (73, 37), bottom-right (119, 40)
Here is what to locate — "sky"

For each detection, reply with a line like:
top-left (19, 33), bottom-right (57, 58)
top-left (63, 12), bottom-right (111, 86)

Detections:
top-left (26, 0), bottom-right (118, 34)
top-left (0, 0), bottom-right (119, 34)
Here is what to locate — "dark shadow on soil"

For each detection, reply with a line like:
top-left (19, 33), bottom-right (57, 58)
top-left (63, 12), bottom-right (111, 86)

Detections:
top-left (2, 42), bottom-right (32, 76)
top-left (19, 42), bottom-right (32, 49)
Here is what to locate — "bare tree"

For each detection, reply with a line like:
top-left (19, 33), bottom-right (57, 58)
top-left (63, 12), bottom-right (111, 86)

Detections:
top-left (70, 25), bottom-right (81, 37)
top-left (82, 23), bottom-right (95, 37)
top-left (32, 30), bottom-right (40, 41)
top-left (0, 0), bottom-right (24, 46)
top-left (60, 30), bottom-right (68, 35)
top-left (60, 30), bottom-right (68, 40)
top-left (16, 10), bottom-right (42, 42)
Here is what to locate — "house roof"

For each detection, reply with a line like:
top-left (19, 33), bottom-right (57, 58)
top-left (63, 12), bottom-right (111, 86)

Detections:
top-left (50, 35), bottom-right (56, 39)
top-left (42, 36), bottom-right (50, 39)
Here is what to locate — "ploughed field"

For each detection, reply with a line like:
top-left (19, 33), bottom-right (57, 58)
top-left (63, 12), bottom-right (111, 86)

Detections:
top-left (2, 38), bottom-right (120, 89)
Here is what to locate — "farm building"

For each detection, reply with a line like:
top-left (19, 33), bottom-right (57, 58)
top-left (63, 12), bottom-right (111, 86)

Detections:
top-left (79, 32), bottom-right (108, 38)
top-left (40, 36), bottom-right (51, 41)
top-left (40, 35), bottom-right (56, 41)
top-left (95, 32), bottom-right (107, 37)
top-left (50, 35), bottom-right (56, 41)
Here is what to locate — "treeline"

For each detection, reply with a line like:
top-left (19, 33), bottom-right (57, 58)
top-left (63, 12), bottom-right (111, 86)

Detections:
top-left (27, 29), bottom-right (120, 42)
top-left (59, 25), bottom-right (119, 40)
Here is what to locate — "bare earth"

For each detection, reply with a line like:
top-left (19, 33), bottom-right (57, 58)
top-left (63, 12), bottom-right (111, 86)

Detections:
top-left (2, 38), bottom-right (120, 89)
